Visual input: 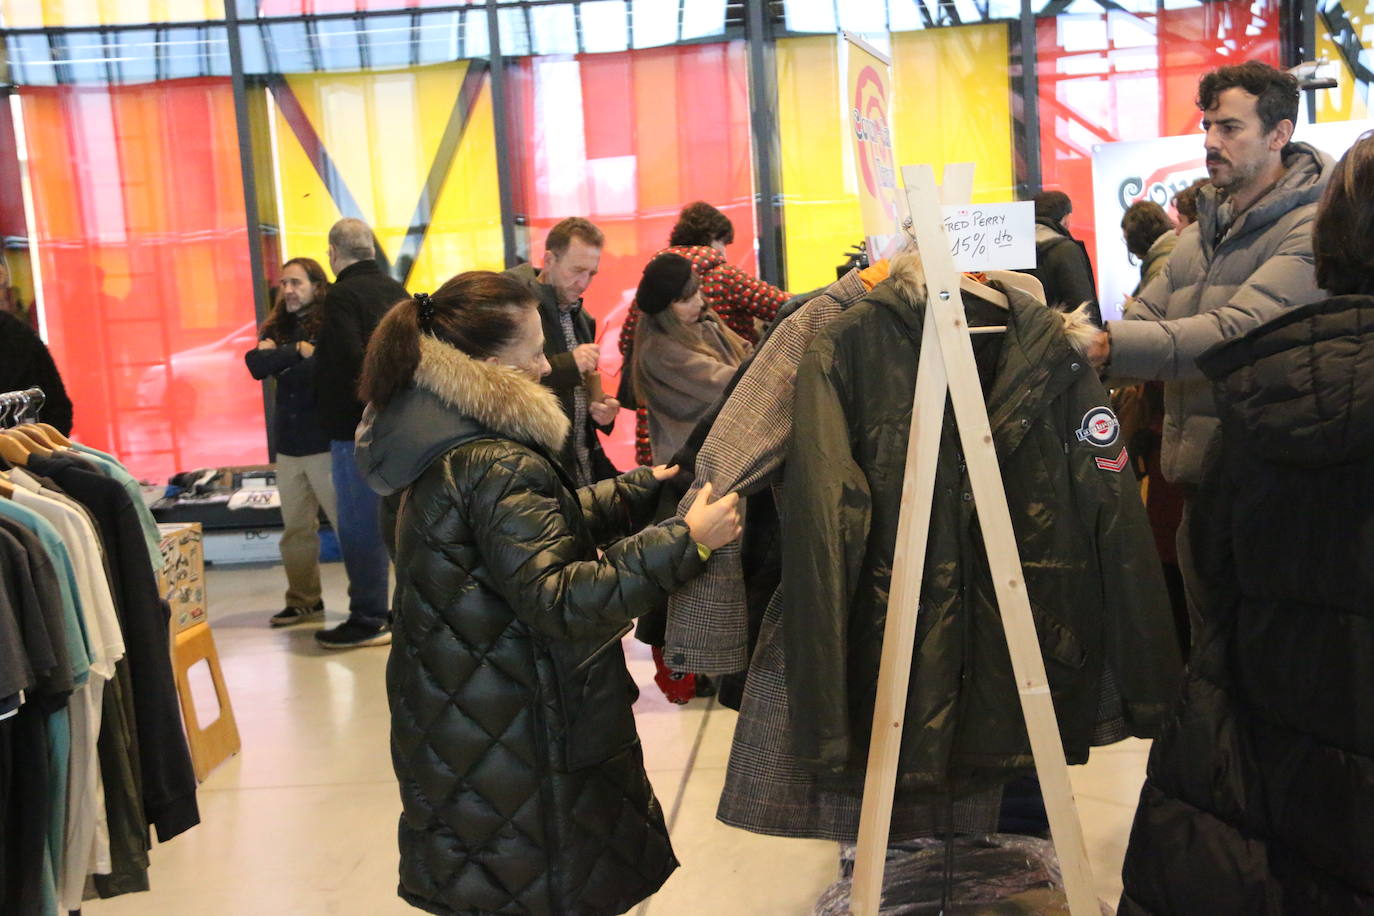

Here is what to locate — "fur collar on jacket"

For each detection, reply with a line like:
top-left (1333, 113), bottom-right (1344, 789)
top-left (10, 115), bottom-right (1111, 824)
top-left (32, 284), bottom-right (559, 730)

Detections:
top-left (414, 333), bottom-right (570, 454)
top-left (887, 251), bottom-right (1098, 356)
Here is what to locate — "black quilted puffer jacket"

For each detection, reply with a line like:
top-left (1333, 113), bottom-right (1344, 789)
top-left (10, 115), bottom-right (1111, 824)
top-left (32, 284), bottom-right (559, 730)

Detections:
top-left (1119, 294), bottom-right (1374, 914)
top-left (356, 334), bottom-right (705, 916)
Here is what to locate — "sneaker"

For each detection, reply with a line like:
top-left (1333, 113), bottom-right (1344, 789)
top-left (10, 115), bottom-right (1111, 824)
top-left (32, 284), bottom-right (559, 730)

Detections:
top-left (315, 619), bottom-right (392, 649)
top-left (270, 601), bottom-right (324, 628)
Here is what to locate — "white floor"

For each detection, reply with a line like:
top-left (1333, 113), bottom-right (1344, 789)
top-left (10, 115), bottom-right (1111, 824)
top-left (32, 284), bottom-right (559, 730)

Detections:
top-left (87, 562), bottom-right (1150, 915)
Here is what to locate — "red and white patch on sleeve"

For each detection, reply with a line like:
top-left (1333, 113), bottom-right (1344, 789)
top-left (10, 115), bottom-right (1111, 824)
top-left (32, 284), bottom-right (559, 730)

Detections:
top-left (1095, 447), bottom-right (1130, 472)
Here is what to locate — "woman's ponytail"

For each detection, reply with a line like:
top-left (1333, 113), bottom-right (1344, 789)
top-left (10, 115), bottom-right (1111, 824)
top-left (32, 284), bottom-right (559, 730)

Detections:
top-left (359, 271), bottom-right (538, 408)
top-left (359, 296), bottom-right (424, 407)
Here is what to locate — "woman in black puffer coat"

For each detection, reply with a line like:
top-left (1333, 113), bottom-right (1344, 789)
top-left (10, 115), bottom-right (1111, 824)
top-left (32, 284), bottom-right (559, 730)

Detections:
top-left (1118, 132), bottom-right (1374, 914)
top-left (353, 271), bottom-right (740, 916)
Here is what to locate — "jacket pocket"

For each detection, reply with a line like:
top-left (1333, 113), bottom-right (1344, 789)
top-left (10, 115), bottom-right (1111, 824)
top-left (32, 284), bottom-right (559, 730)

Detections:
top-left (1029, 601), bottom-right (1087, 671)
top-left (545, 634), bottom-right (641, 772)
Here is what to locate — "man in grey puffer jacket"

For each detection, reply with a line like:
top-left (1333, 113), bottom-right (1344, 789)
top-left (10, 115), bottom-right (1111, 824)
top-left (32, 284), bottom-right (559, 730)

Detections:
top-left (1087, 61), bottom-right (1334, 637)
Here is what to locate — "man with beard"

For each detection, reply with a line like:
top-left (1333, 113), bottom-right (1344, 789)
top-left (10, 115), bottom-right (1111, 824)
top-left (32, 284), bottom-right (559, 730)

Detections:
top-left (1086, 61), bottom-right (1333, 640)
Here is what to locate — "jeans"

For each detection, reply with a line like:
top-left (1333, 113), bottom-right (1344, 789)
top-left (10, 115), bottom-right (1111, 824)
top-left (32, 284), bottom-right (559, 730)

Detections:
top-left (276, 451), bottom-right (338, 609)
top-left (330, 439), bottom-right (390, 627)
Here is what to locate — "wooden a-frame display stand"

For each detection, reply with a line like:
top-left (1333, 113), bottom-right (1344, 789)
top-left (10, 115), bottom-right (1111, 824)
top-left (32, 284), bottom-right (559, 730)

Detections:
top-left (849, 163), bottom-right (1098, 915)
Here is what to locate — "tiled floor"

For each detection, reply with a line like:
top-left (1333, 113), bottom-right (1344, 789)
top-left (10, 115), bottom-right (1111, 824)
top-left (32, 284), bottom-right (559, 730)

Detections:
top-left (88, 562), bottom-right (1149, 915)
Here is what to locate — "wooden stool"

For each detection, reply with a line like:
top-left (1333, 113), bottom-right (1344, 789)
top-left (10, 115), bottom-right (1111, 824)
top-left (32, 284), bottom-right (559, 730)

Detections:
top-left (159, 523), bottom-right (241, 781)
top-left (171, 622), bottom-right (241, 781)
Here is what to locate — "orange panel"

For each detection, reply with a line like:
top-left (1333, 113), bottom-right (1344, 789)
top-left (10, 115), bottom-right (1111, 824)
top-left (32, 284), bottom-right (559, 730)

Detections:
top-left (21, 78), bottom-right (264, 482)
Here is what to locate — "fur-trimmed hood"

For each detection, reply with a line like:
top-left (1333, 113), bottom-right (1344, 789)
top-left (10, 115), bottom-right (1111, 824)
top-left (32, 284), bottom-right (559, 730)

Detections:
top-left (356, 334), bottom-right (570, 496)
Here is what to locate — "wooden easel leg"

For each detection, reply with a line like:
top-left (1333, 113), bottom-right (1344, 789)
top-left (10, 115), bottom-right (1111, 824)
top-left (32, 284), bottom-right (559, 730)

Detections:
top-left (851, 303), bottom-right (953, 915)
top-left (848, 163), bottom-right (1098, 916)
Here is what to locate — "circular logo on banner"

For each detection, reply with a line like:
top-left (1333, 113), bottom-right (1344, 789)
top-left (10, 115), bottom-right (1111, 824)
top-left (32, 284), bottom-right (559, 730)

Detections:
top-left (852, 65), bottom-right (897, 219)
top-left (1076, 406), bottom-right (1121, 447)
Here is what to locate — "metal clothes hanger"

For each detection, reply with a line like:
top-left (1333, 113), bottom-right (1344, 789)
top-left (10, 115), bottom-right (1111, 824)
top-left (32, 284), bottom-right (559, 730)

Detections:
top-left (0, 389), bottom-right (44, 466)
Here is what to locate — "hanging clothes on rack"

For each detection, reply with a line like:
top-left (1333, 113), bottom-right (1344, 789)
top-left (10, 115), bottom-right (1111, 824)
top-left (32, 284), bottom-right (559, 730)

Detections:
top-left (0, 386), bottom-right (199, 914)
top-left (662, 264), bottom-right (1001, 841)
top-left (0, 500), bottom-right (81, 916)
top-left (782, 255), bottom-right (1181, 795)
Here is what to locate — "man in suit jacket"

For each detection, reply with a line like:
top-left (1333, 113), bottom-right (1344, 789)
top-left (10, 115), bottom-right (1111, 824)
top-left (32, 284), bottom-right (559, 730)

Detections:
top-left (504, 217), bottom-right (620, 486)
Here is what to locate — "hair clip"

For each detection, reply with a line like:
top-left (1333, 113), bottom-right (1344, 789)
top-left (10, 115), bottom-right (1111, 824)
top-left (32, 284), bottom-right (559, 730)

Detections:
top-left (414, 291), bottom-right (435, 326)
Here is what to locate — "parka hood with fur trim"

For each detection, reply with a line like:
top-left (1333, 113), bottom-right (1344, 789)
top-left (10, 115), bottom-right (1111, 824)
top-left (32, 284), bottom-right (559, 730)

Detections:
top-left (355, 333), bottom-right (571, 496)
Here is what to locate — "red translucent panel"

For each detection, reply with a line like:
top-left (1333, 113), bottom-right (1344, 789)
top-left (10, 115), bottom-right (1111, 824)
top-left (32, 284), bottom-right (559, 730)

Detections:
top-left (1037, 0), bottom-right (1282, 269)
top-left (505, 41), bottom-right (756, 468)
top-left (0, 115), bottom-right (24, 241)
top-left (21, 77), bottom-right (267, 483)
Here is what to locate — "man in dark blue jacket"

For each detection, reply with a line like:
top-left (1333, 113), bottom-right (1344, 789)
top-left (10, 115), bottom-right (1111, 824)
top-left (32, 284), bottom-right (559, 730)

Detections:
top-left (312, 218), bottom-right (407, 649)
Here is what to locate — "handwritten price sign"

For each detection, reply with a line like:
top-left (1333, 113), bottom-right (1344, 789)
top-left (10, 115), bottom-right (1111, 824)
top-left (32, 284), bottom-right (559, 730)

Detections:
top-left (939, 202), bottom-right (1035, 272)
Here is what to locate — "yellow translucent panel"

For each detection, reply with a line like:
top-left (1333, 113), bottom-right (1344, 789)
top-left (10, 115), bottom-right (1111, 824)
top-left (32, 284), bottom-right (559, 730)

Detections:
top-left (777, 27), bottom-right (1016, 292)
top-left (891, 25), bottom-right (1016, 204)
top-left (777, 35), bottom-right (863, 293)
top-left (405, 82), bottom-right (504, 290)
top-left (1, 0), bottom-right (223, 27)
top-left (271, 60), bottom-right (502, 290)
top-left (1315, 19), bottom-right (1371, 123)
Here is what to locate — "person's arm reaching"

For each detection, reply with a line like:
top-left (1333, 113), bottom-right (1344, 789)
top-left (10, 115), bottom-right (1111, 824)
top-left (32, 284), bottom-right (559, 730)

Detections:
top-left (720, 264), bottom-right (789, 325)
top-left (1108, 217), bottom-right (1321, 381)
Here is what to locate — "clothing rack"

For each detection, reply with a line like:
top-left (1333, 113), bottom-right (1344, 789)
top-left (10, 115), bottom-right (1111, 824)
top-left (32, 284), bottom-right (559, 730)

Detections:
top-left (849, 163), bottom-right (1097, 915)
top-left (0, 387), bottom-right (45, 426)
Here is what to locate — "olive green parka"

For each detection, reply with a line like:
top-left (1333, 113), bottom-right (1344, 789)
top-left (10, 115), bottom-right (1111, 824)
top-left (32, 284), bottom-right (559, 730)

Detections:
top-left (782, 256), bottom-right (1183, 793)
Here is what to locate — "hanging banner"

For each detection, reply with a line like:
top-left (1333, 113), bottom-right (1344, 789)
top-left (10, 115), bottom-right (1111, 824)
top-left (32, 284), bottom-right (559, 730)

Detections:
top-left (1091, 118), bottom-right (1374, 321)
top-left (845, 32), bottom-right (903, 260)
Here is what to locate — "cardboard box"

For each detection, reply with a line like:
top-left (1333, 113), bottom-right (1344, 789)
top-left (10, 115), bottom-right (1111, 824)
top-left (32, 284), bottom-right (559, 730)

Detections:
top-left (158, 522), bottom-right (207, 633)
top-left (203, 527), bottom-right (284, 566)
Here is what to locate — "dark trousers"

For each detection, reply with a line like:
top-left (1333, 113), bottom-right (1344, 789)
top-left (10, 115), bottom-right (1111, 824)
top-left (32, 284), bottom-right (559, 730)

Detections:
top-left (1175, 498), bottom-right (1204, 652)
top-left (329, 440), bottom-right (390, 626)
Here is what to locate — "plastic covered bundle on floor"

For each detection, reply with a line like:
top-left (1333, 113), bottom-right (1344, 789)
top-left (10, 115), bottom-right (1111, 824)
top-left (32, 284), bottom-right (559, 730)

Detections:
top-left (816, 835), bottom-right (1111, 915)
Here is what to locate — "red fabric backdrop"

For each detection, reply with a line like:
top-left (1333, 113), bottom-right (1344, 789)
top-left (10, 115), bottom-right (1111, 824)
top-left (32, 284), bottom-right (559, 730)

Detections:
top-left (21, 78), bottom-right (265, 482)
top-left (506, 41), bottom-right (757, 468)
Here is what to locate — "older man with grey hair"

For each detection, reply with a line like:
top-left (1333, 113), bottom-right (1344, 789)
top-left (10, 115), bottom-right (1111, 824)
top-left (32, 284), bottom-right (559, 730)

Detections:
top-left (312, 217), bottom-right (408, 649)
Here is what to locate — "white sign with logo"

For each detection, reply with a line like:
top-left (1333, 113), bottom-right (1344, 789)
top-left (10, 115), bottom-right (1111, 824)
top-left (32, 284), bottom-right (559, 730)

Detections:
top-left (1091, 119), bottom-right (1374, 321)
top-left (940, 202), bottom-right (1036, 272)
top-left (228, 487), bottom-right (282, 511)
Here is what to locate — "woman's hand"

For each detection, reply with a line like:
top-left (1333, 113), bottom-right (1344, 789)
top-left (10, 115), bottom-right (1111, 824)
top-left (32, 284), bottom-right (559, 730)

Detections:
top-left (684, 481), bottom-right (742, 551)
top-left (296, 340), bottom-right (315, 358)
top-left (257, 338), bottom-right (277, 350)
top-left (651, 464), bottom-right (679, 482)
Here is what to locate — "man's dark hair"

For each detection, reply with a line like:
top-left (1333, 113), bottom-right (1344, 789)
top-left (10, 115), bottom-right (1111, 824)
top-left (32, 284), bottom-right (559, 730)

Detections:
top-left (1196, 61), bottom-right (1300, 134)
top-left (1034, 190), bottom-right (1073, 223)
top-left (1121, 201), bottom-right (1176, 258)
top-left (1314, 131), bottom-right (1374, 296)
top-left (669, 201), bottom-right (735, 247)
top-left (545, 217), bottom-right (605, 258)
